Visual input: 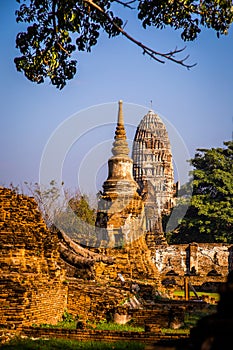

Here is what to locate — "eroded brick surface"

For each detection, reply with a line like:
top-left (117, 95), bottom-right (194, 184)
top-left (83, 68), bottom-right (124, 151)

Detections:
top-left (0, 187), bottom-right (67, 329)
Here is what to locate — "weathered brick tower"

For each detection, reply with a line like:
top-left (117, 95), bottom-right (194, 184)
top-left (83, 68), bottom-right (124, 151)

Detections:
top-left (95, 101), bottom-right (145, 248)
top-left (132, 110), bottom-right (177, 245)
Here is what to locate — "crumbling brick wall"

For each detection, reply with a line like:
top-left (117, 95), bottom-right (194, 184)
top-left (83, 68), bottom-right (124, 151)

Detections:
top-left (0, 187), bottom-right (162, 330)
top-left (0, 187), bottom-right (232, 331)
top-left (66, 278), bottom-right (130, 323)
top-left (95, 235), bottom-right (162, 285)
top-left (0, 188), bottom-right (67, 329)
top-left (154, 243), bottom-right (231, 277)
top-left (153, 242), bottom-right (232, 290)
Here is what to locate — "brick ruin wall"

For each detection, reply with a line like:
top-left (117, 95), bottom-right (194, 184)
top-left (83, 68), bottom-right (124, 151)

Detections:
top-left (0, 188), bottom-right (68, 329)
top-left (66, 279), bottom-right (129, 323)
top-left (0, 188), bottom-right (161, 330)
top-left (153, 243), bottom-right (233, 290)
top-left (0, 187), bottom-right (232, 331)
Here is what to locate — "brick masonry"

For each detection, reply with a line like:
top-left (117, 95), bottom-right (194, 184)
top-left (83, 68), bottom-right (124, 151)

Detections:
top-left (153, 242), bottom-right (232, 290)
top-left (0, 187), bottom-right (68, 329)
top-left (0, 186), bottom-right (231, 334)
top-left (21, 326), bottom-right (189, 344)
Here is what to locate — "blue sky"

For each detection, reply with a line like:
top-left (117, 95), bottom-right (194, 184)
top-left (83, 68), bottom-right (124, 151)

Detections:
top-left (0, 1), bottom-right (232, 196)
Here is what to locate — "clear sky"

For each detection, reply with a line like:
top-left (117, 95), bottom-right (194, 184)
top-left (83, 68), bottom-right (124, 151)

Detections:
top-left (0, 1), bottom-right (232, 197)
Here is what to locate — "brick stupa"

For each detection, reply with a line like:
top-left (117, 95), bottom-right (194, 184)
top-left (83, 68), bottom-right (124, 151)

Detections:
top-left (95, 100), bottom-right (145, 248)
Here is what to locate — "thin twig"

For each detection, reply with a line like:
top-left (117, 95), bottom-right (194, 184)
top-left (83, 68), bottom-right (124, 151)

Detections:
top-left (114, 0), bottom-right (136, 9)
top-left (57, 42), bottom-right (70, 55)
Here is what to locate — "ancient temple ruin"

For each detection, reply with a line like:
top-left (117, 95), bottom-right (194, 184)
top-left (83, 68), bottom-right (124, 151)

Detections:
top-left (132, 110), bottom-right (177, 240)
top-left (1, 101), bottom-right (233, 336)
top-left (95, 100), bottom-right (145, 248)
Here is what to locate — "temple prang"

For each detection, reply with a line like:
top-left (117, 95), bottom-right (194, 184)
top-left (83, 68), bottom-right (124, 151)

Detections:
top-left (132, 109), bottom-right (177, 246)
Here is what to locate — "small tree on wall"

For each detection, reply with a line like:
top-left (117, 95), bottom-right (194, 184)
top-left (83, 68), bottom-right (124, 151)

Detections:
top-left (24, 180), bottom-right (96, 229)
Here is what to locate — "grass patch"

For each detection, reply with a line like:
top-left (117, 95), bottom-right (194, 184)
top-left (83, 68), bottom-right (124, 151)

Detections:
top-left (36, 310), bottom-right (77, 330)
top-left (38, 320), bottom-right (77, 329)
top-left (36, 310), bottom-right (144, 332)
top-left (93, 321), bottom-right (144, 332)
top-left (173, 290), bottom-right (219, 301)
top-left (1, 338), bottom-right (145, 350)
top-left (38, 321), bottom-right (144, 332)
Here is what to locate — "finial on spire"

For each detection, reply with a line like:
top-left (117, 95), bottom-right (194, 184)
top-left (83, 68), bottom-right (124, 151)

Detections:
top-left (118, 100), bottom-right (124, 126)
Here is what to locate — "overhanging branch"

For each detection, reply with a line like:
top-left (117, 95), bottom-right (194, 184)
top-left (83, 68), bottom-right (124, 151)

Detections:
top-left (83, 0), bottom-right (196, 68)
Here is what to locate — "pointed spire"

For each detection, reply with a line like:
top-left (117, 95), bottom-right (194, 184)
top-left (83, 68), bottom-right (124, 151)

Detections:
top-left (118, 100), bottom-right (124, 126)
top-left (111, 100), bottom-right (130, 157)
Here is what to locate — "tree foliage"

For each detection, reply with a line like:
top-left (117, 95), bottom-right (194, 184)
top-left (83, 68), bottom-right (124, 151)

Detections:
top-left (167, 141), bottom-right (233, 243)
top-left (69, 193), bottom-right (96, 226)
top-left (15, 0), bottom-right (233, 89)
top-left (54, 191), bottom-right (97, 247)
top-left (24, 181), bottom-right (96, 226)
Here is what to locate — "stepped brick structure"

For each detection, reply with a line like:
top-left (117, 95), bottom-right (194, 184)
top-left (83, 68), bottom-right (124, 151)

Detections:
top-left (95, 100), bottom-right (145, 248)
top-left (132, 110), bottom-right (177, 245)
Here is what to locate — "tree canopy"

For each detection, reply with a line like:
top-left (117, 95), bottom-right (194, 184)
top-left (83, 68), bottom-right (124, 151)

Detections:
top-left (166, 141), bottom-right (233, 244)
top-left (15, 0), bottom-right (233, 89)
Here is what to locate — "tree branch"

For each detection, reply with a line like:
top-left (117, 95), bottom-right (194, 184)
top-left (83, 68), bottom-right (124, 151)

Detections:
top-left (114, 0), bottom-right (136, 10)
top-left (52, 0), bottom-right (57, 37)
top-left (83, 0), bottom-right (196, 68)
top-left (57, 42), bottom-right (70, 55)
